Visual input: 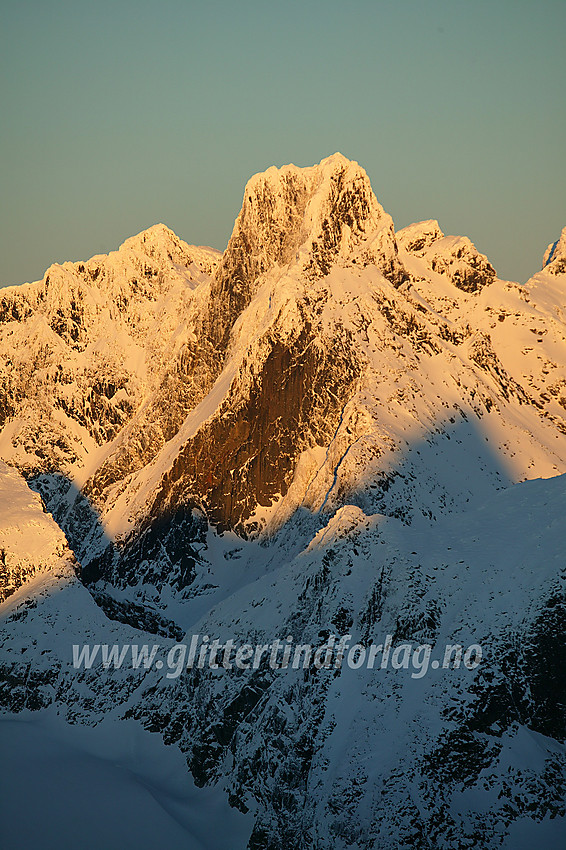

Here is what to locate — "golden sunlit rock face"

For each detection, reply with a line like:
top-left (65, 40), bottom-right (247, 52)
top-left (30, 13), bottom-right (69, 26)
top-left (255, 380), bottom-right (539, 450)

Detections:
top-left (3, 156), bottom-right (566, 551)
top-left (1, 156), bottom-right (565, 850)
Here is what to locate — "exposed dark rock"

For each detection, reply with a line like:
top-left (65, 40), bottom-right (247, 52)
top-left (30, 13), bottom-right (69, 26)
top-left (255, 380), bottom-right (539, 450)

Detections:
top-left (150, 321), bottom-right (362, 532)
top-left (88, 589), bottom-right (185, 640)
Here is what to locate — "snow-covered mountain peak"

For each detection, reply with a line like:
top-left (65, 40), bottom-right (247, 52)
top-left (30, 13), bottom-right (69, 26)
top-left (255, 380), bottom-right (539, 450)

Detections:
top-left (235, 151), bottom-right (388, 261)
top-left (0, 221), bottom-right (223, 475)
top-left (117, 222), bottom-right (220, 275)
top-left (312, 149), bottom-right (352, 169)
top-left (78, 225), bottom-right (218, 289)
top-left (206, 154), bottom-right (405, 347)
top-left (248, 151), bottom-right (365, 193)
top-left (125, 221), bottom-right (175, 240)
top-left (398, 220), bottom-right (497, 293)
top-left (396, 219), bottom-right (445, 254)
top-left (543, 225), bottom-right (566, 273)
top-left (118, 221), bottom-right (183, 256)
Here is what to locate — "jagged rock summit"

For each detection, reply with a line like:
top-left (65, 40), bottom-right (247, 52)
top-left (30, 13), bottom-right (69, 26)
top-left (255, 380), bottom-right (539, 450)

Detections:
top-left (1, 154), bottom-right (566, 553)
top-left (397, 218), bottom-right (496, 292)
top-left (543, 225), bottom-right (566, 273)
top-left (1, 155), bottom-right (566, 850)
top-left (206, 153), bottom-right (405, 349)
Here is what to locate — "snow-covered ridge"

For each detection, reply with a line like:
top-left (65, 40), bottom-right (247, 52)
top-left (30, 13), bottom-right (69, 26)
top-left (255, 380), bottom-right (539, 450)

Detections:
top-left (0, 224), bottom-right (221, 474)
top-left (1, 155), bottom-right (566, 850)
top-left (543, 225), bottom-right (566, 273)
top-left (0, 154), bottom-right (565, 550)
top-left (0, 460), bottom-right (76, 602)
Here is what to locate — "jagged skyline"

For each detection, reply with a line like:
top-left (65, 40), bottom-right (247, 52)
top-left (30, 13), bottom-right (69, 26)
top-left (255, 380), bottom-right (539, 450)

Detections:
top-left (2, 152), bottom-right (566, 545)
top-left (1, 153), bottom-right (565, 848)
top-left (1, 0), bottom-right (565, 289)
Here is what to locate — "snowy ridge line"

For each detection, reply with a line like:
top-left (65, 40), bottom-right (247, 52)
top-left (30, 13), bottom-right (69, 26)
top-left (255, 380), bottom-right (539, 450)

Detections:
top-left (1, 156), bottom-right (566, 848)
top-left (1, 153), bottom-right (566, 543)
top-left (72, 633), bottom-right (483, 679)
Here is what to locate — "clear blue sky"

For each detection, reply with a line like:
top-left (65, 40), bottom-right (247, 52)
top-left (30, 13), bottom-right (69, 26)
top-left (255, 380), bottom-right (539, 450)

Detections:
top-left (1, 0), bottom-right (565, 287)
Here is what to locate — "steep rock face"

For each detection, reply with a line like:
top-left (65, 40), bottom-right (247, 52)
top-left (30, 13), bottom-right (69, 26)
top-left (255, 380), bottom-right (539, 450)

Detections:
top-left (151, 320), bottom-right (362, 533)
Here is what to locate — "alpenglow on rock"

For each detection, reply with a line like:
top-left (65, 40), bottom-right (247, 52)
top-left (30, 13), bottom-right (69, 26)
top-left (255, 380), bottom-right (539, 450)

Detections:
top-left (543, 225), bottom-right (566, 274)
top-left (1, 154), bottom-right (566, 849)
top-left (205, 153), bottom-right (407, 350)
top-left (1, 154), bottom-right (566, 553)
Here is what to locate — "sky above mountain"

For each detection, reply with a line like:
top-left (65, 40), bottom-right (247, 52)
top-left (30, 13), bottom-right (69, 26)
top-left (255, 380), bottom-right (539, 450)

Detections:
top-left (1, 0), bottom-right (565, 288)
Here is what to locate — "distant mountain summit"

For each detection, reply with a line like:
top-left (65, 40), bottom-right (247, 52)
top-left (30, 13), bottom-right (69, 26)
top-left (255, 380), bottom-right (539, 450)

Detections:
top-left (1, 156), bottom-right (565, 848)
top-left (543, 225), bottom-right (566, 273)
top-left (206, 153), bottom-right (405, 349)
top-left (1, 154), bottom-right (565, 548)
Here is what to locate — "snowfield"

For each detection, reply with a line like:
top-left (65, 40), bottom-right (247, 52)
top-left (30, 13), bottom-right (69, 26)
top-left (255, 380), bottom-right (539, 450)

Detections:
top-left (0, 712), bottom-right (251, 850)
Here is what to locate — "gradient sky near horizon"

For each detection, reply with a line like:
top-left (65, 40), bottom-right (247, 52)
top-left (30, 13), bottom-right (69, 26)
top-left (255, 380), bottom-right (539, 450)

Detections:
top-left (1, 0), bottom-right (565, 287)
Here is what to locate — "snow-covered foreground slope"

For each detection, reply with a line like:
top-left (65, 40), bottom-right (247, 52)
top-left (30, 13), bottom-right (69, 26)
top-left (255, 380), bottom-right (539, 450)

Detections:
top-left (0, 464), bottom-right (251, 848)
top-left (1, 156), bottom-right (565, 848)
top-left (0, 713), bottom-right (251, 850)
top-left (0, 468), bottom-right (564, 848)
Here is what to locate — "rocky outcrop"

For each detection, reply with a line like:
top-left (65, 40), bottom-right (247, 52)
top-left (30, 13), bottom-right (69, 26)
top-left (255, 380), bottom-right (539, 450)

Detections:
top-left (398, 219), bottom-right (497, 292)
top-left (396, 219), bottom-right (444, 254)
top-left (543, 225), bottom-right (566, 274)
top-left (205, 154), bottom-right (407, 350)
top-left (150, 318), bottom-right (362, 532)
